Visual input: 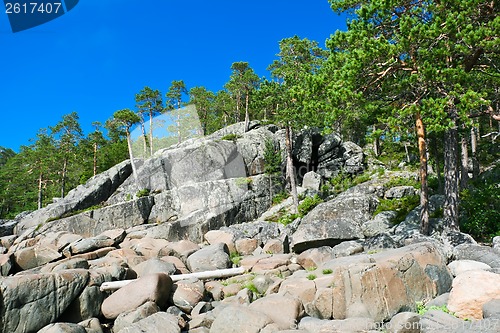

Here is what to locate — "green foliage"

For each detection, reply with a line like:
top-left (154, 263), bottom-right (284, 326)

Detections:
top-left (384, 177), bottom-right (420, 190)
top-left (272, 191), bottom-right (289, 205)
top-left (374, 195), bottom-right (420, 224)
top-left (220, 133), bottom-right (241, 141)
top-left (329, 171), bottom-right (372, 194)
top-left (263, 139), bottom-right (282, 175)
top-left (460, 169), bottom-right (500, 241)
top-left (298, 195), bottom-right (323, 216)
top-left (307, 274), bottom-right (317, 280)
top-left (230, 252), bottom-right (243, 267)
top-left (136, 189), bottom-right (151, 198)
top-left (277, 213), bottom-right (299, 226)
top-left (416, 301), bottom-right (454, 316)
top-left (322, 269), bottom-right (333, 275)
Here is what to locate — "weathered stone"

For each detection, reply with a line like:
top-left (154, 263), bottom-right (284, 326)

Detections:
top-left (302, 171), bottom-right (322, 191)
top-left (387, 312), bottom-right (421, 333)
top-left (385, 186), bottom-right (417, 199)
top-left (251, 254), bottom-right (292, 273)
top-left (98, 228), bottom-right (126, 244)
top-left (331, 240), bottom-right (364, 258)
top-left (187, 243), bottom-right (231, 272)
top-left (262, 239), bottom-right (284, 254)
top-left (168, 239), bottom-right (200, 259)
top-left (297, 242), bottom-right (451, 322)
top-left (0, 219), bottom-right (18, 237)
top-left (493, 236), bottom-right (500, 251)
top-left (362, 211), bottom-right (396, 238)
top-left (160, 255), bottom-right (189, 274)
top-left (447, 270), bottom-right (500, 320)
top-left (341, 141), bottom-right (365, 175)
top-left (249, 294), bottom-right (304, 330)
top-left (69, 236), bottom-right (115, 255)
top-left (38, 322), bottom-right (87, 333)
top-left (482, 299), bottom-right (500, 319)
top-left (113, 301), bottom-right (160, 333)
top-left (118, 312), bottom-right (180, 333)
top-left (40, 257), bottom-right (90, 273)
top-left (453, 244), bottom-right (500, 268)
top-left (133, 258), bottom-right (177, 277)
top-left (297, 246), bottom-right (335, 270)
top-left (447, 259), bottom-right (491, 277)
top-left (0, 253), bottom-right (13, 276)
top-left (298, 316), bottom-right (377, 333)
top-left (426, 292), bottom-right (449, 308)
top-left (171, 278), bottom-right (205, 313)
top-left (78, 318), bottom-right (103, 333)
top-left (235, 238), bottom-right (258, 256)
top-left (0, 269), bottom-right (89, 333)
top-left (292, 185), bottom-right (377, 253)
top-left (101, 273), bottom-right (173, 319)
top-left (419, 309), bottom-right (465, 333)
top-left (120, 237), bottom-right (170, 259)
top-left (364, 233), bottom-right (400, 252)
top-left (13, 245), bottom-right (63, 271)
top-left (209, 305), bottom-right (273, 333)
top-left (205, 230), bottom-right (236, 253)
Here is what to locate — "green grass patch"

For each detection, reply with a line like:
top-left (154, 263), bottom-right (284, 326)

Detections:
top-left (322, 269), bottom-right (333, 275)
top-left (221, 133), bottom-right (242, 141)
top-left (373, 194), bottom-right (420, 224)
top-left (307, 274), bottom-right (317, 280)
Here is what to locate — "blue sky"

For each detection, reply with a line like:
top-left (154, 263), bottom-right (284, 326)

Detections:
top-left (1, 1), bottom-right (346, 151)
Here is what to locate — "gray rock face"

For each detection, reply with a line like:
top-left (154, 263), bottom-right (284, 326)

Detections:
top-left (210, 305), bottom-right (273, 333)
top-left (292, 184), bottom-right (378, 253)
top-left (384, 185), bottom-right (417, 199)
top-left (0, 219), bottom-right (18, 237)
top-left (15, 160), bottom-right (132, 233)
top-left (0, 269), bottom-right (89, 333)
top-left (38, 323), bottom-right (87, 333)
top-left (113, 301), bottom-right (160, 333)
top-left (302, 171), bottom-right (322, 191)
top-left (453, 244), bottom-right (500, 268)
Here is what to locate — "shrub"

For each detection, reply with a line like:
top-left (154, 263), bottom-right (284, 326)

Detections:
top-left (278, 213), bottom-right (299, 226)
top-left (384, 177), bottom-right (419, 189)
top-left (373, 194), bottom-right (420, 224)
top-left (298, 195), bottom-right (323, 216)
top-left (322, 269), bottom-right (333, 275)
top-left (307, 274), bottom-right (317, 280)
top-left (221, 133), bottom-right (241, 141)
top-left (263, 138), bottom-right (282, 175)
top-left (272, 191), bottom-right (289, 205)
top-left (460, 175), bottom-right (500, 241)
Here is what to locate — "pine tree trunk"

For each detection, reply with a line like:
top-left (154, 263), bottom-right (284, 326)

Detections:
top-left (431, 136), bottom-right (443, 193)
top-left (285, 125), bottom-right (298, 213)
top-left (244, 90), bottom-right (250, 133)
top-left (416, 115), bottom-right (429, 235)
top-left (149, 111), bottom-right (154, 156)
top-left (443, 124), bottom-right (460, 230)
top-left (140, 121), bottom-right (148, 157)
top-left (471, 126), bottom-right (479, 179)
top-left (61, 158), bottom-right (67, 198)
top-left (93, 142), bottom-right (98, 176)
top-left (37, 172), bottom-right (43, 210)
top-left (460, 132), bottom-right (469, 189)
top-left (126, 130), bottom-right (140, 190)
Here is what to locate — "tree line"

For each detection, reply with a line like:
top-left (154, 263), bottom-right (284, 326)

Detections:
top-left (1, 0), bottom-right (498, 237)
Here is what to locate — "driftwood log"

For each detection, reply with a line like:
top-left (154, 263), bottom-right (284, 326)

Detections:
top-left (100, 267), bottom-right (246, 292)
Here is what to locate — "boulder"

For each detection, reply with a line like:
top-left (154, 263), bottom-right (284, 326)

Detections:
top-left (387, 312), bottom-right (421, 333)
top-left (0, 253), bottom-right (13, 276)
top-left (133, 258), bottom-right (177, 277)
top-left (292, 184), bottom-right (378, 253)
top-left (113, 301), bottom-right (160, 333)
top-left (0, 269), bottom-right (89, 333)
top-left (38, 323), bottom-right (87, 333)
top-left (171, 278), bottom-right (205, 313)
top-left (453, 244), bottom-right (500, 268)
top-left (235, 238), bottom-right (259, 256)
top-left (0, 219), bottom-right (18, 237)
top-left (209, 305), bottom-right (273, 333)
top-left (482, 299), bottom-right (500, 319)
top-left (362, 211), bottom-right (396, 238)
top-left (447, 270), bottom-right (500, 320)
top-left (233, 127), bottom-right (277, 175)
top-left (187, 243), bottom-right (231, 272)
top-left (447, 259), bottom-right (491, 277)
top-left (298, 316), bottom-right (377, 333)
top-left (118, 312), bottom-right (180, 333)
top-left (302, 171), bottom-right (322, 191)
top-left (384, 186), bottom-right (417, 199)
top-left (101, 273), bottom-right (173, 319)
top-left (205, 230), bottom-right (236, 253)
top-left (249, 294), bottom-right (304, 330)
top-left (293, 242), bottom-right (452, 322)
top-left (13, 245), bottom-right (63, 271)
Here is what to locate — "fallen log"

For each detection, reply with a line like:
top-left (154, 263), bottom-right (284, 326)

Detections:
top-left (100, 266), bottom-right (246, 292)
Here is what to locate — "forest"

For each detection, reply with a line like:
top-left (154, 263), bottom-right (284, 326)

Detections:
top-left (1, 0), bottom-right (498, 240)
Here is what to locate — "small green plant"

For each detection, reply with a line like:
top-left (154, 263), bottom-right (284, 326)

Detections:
top-left (235, 177), bottom-right (253, 186)
top-left (221, 133), bottom-right (241, 141)
top-left (307, 274), bottom-right (317, 280)
top-left (322, 268), bottom-right (333, 275)
top-left (277, 213), bottom-right (299, 226)
top-left (416, 301), bottom-right (454, 316)
top-left (230, 252), bottom-right (243, 267)
top-left (306, 266), bottom-right (317, 271)
top-left (298, 194), bottom-right (323, 216)
top-left (373, 194), bottom-right (420, 224)
top-left (272, 191), bottom-right (289, 205)
top-left (384, 177), bottom-right (419, 189)
top-left (125, 193), bottom-right (132, 201)
top-left (136, 188), bottom-right (151, 198)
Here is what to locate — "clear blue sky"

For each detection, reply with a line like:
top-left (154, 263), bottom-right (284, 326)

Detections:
top-left (0, 1), bottom-right (346, 151)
